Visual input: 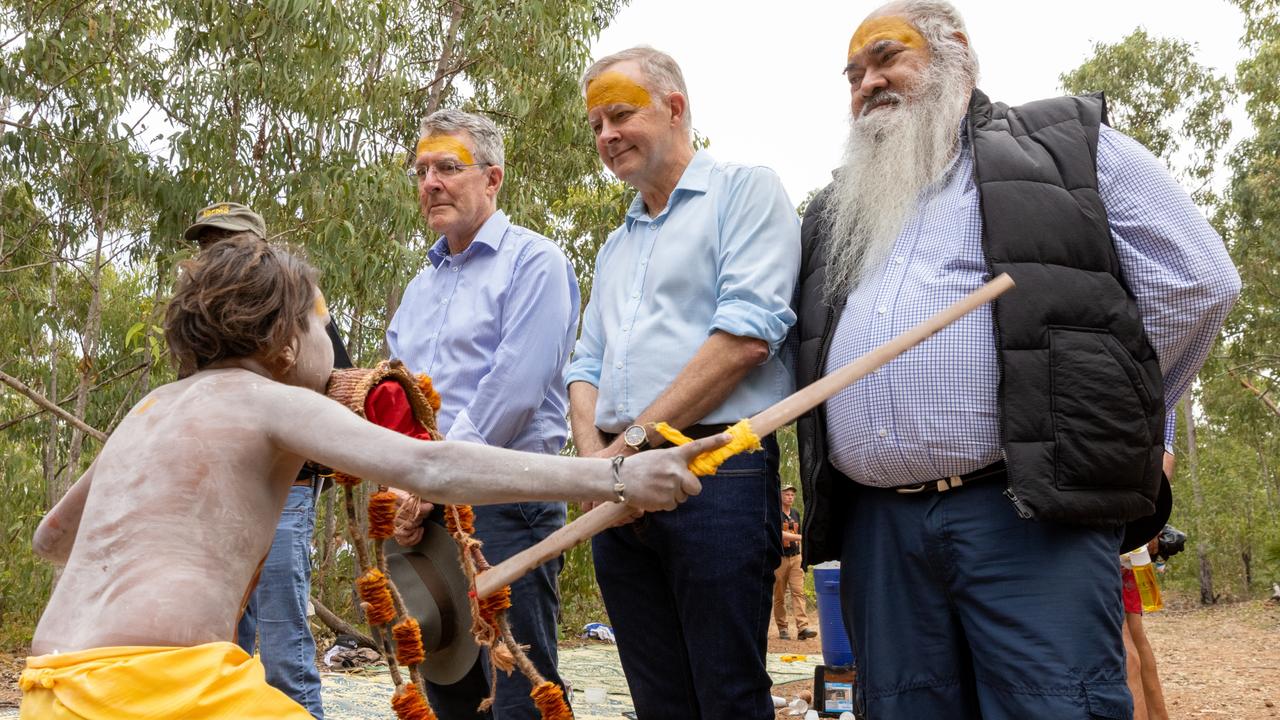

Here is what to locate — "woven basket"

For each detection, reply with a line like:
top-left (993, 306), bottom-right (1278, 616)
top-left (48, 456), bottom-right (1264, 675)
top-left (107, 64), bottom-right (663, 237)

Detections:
top-left (324, 359), bottom-right (441, 440)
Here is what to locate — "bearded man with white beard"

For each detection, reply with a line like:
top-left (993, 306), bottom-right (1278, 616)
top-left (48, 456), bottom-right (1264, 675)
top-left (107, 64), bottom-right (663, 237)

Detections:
top-left (791, 1), bottom-right (1240, 718)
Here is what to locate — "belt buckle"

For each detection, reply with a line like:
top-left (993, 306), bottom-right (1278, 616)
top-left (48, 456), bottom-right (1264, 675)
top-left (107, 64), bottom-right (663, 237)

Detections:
top-left (895, 482), bottom-right (929, 494)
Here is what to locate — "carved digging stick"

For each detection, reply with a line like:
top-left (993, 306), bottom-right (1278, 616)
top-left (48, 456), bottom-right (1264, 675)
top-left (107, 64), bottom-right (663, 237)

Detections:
top-left (475, 273), bottom-right (1016, 599)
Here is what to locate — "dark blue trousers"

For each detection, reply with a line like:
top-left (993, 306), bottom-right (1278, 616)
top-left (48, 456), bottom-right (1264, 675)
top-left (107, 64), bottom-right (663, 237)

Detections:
top-left (841, 478), bottom-right (1132, 719)
top-left (593, 436), bottom-right (782, 720)
top-left (426, 501), bottom-right (568, 719)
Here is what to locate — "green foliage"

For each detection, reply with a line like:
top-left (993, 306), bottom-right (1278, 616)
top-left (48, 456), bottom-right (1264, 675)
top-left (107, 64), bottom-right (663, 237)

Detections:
top-left (0, 0), bottom-right (628, 648)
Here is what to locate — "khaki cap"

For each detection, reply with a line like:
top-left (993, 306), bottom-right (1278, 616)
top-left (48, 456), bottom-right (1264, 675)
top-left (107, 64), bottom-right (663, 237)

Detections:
top-left (183, 202), bottom-right (266, 242)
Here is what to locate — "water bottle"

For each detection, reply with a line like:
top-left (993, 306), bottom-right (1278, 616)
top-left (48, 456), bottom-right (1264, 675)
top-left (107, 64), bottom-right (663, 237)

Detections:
top-left (1127, 545), bottom-right (1164, 613)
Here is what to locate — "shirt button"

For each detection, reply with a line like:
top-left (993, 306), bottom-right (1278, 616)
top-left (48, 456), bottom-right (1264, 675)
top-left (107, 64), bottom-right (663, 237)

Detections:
top-left (632, 291), bottom-right (640, 298)
top-left (895, 257), bottom-right (904, 265)
top-left (616, 403), bottom-right (625, 412)
top-left (640, 260), bottom-right (647, 266)
top-left (878, 429), bottom-right (888, 438)
top-left (621, 326), bottom-right (630, 332)
top-left (452, 266), bottom-right (460, 273)
top-left (615, 361), bottom-right (623, 369)
top-left (877, 306), bottom-right (887, 314)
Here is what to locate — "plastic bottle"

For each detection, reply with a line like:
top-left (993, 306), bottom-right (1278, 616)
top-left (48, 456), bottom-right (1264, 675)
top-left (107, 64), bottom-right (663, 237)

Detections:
top-left (1127, 545), bottom-right (1164, 613)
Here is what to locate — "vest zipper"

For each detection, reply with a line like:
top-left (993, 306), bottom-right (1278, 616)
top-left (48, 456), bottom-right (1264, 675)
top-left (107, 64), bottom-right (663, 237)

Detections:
top-left (1003, 488), bottom-right (1034, 519)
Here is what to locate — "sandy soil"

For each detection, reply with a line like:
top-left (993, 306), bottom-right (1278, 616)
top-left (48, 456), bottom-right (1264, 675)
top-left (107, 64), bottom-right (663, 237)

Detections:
top-left (768, 595), bottom-right (1280, 719)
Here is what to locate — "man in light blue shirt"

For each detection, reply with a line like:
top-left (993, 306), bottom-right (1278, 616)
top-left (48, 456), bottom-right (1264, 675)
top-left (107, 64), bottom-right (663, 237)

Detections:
top-left (387, 109), bottom-right (580, 719)
top-left (567, 47), bottom-right (800, 719)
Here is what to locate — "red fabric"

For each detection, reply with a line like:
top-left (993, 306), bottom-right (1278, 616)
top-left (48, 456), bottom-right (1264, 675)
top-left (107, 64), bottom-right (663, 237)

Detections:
top-left (365, 380), bottom-right (433, 441)
top-left (1121, 566), bottom-right (1143, 615)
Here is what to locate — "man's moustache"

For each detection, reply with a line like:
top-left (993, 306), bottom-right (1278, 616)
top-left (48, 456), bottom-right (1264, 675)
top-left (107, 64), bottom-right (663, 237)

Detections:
top-left (861, 91), bottom-right (905, 116)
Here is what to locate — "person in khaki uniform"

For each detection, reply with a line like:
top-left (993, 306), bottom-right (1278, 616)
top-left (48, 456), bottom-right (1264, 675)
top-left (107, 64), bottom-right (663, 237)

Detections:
top-left (773, 485), bottom-right (815, 640)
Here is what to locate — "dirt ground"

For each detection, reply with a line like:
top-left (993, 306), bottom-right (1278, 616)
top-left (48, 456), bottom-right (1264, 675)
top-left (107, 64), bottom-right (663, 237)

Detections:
top-left (2, 595), bottom-right (1276, 718)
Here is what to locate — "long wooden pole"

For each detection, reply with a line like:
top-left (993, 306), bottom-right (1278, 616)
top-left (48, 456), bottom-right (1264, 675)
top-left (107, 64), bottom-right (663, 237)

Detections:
top-left (475, 274), bottom-right (1016, 599)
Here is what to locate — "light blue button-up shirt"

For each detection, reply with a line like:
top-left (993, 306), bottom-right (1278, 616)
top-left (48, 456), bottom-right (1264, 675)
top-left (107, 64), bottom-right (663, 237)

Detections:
top-left (825, 125), bottom-right (1241, 487)
top-left (388, 211), bottom-right (580, 454)
top-left (566, 150), bottom-right (800, 433)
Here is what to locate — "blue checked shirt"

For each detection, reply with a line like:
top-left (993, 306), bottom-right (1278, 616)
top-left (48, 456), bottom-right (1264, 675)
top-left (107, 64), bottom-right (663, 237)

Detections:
top-left (387, 211), bottom-right (580, 454)
top-left (566, 150), bottom-right (800, 432)
top-left (825, 125), bottom-right (1241, 488)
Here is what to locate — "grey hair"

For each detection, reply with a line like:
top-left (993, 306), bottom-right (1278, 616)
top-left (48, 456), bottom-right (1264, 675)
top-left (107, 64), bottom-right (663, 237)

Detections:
top-left (581, 46), bottom-right (692, 133)
top-left (418, 108), bottom-right (505, 167)
top-left (875, 0), bottom-right (980, 85)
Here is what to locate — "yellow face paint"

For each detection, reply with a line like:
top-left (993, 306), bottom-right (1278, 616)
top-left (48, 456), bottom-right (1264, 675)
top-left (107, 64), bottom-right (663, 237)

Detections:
top-left (586, 71), bottom-right (652, 111)
top-left (314, 294), bottom-right (328, 318)
top-left (847, 15), bottom-right (926, 61)
top-left (414, 135), bottom-right (475, 165)
top-left (132, 397), bottom-right (157, 416)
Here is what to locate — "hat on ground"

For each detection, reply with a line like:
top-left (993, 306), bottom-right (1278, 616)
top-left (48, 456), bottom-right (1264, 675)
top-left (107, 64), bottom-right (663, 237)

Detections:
top-left (183, 202), bottom-right (266, 242)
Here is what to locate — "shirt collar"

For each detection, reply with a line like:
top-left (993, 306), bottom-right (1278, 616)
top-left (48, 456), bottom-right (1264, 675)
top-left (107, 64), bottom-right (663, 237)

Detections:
top-left (428, 210), bottom-right (510, 265)
top-left (624, 149), bottom-right (716, 230)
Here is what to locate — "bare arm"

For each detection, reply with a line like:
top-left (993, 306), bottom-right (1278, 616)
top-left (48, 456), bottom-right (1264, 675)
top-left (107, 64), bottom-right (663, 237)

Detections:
top-left (263, 383), bottom-right (721, 512)
top-left (595, 330), bottom-right (768, 457)
top-left (568, 381), bottom-right (608, 456)
top-left (782, 531), bottom-right (803, 543)
top-left (32, 460), bottom-right (96, 564)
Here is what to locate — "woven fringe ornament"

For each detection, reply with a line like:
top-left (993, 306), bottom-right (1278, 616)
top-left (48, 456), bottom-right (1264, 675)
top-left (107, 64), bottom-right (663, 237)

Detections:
top-left (391, 683), bottom-right (437, 720)
top-left (333, 471), bottom-right (362, 487)
top-left (393, 617), bottom-right (426, 667)
top-left (653, 418), bottom-right (761, 476)
top-left (445, 504), bottom-right (475, 535)
top-left (357, 568), bottom-right (397, 626)
top-left (478, 585), bottom-right (512, 625)
top-left (368, 490), bottom-right (398, 540)
top-left (531, 681), bottom-right (573, 720)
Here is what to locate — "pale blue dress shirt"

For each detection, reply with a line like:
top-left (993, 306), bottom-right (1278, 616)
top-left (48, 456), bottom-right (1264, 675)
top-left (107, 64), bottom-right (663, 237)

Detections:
top-left (566, 150), bottom-right (800, 433)
top-left (825, 125), bottom-right (1241, 487)
top-left (387, 211), bottom-right (580, 454)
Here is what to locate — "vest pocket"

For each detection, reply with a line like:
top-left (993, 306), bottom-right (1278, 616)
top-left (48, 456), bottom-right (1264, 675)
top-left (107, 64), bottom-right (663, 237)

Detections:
top-left (1048, 326), bottom-right (1153, 492)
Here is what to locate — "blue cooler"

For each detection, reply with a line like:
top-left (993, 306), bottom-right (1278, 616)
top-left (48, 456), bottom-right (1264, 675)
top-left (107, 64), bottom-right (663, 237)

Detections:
top-left (813, 561), bottom-right (853, 667)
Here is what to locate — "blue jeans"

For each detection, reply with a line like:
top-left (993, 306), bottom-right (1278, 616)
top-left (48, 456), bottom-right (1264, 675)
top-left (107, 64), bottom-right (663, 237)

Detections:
top-left (840, 478), bottom-right (1131, 719)
top-left (425, 501), bottom-right (568, 719)
top-left (237, 482), bottom-right (324, 719)
top-left (592, 435), bottom-right (781, 720)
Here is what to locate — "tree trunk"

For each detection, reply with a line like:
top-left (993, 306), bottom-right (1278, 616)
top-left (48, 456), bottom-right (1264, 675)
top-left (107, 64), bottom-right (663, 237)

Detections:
top-left (1181, 395), bottom-right (1215, 605)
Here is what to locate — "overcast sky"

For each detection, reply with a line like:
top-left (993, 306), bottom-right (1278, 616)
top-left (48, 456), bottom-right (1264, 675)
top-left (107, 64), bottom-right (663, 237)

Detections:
top-left (592, 0), bottom-right (1250, 203)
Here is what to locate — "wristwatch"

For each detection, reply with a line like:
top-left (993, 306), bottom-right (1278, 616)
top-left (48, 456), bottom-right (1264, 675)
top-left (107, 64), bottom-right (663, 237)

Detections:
top-left (622, 424), bottom-right (650, 451)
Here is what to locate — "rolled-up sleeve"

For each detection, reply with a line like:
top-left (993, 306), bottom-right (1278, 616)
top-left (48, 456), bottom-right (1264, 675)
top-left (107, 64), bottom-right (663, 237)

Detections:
top-left (566, 251), bottom-right (606, 388)
top-left (709, 166), bottom-right (801, 357)
top-left (1098, 126), bottom-right (1241, 451)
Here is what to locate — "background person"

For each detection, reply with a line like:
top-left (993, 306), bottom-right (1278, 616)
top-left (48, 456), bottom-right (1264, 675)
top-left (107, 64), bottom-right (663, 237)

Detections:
top-left (387, 109), bottom-right (580, 719)
top-left (774, 484), bottom-right (815, 641)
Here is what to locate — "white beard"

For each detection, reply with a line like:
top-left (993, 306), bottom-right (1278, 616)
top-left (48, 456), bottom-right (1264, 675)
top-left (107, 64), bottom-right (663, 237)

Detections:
top-left (822, 60), bottom-right (973, 303)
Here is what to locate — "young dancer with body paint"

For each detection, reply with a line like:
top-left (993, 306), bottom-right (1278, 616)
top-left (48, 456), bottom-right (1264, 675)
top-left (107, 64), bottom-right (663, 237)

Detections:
top-left (21, 237), bottom-right (724, 719)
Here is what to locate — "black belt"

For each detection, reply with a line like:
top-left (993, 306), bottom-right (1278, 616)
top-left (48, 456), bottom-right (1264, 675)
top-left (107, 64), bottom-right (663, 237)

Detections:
top-left (890, 461), bottom-right (1007, 495)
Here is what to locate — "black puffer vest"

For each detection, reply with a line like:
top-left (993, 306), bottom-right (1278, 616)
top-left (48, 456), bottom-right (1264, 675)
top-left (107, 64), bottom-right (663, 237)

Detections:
top-left (796, 90), bottom-right (1165, 567)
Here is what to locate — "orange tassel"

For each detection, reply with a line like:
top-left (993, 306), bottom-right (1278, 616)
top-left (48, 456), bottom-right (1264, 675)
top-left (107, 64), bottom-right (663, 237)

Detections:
top-left (446, 505), bottom-right (475, 535)
top-left (530, 681), bottom-right (573, 720)
top-left (357, 568), bottom-right (396, 626)
top-left (368, 491), bottom-right (398, 540)
top-left (417, 374), bottom-right (442, 413)
top-left (392, 683), bottom-right (437, 720)
top-left (478, 585), bottom-right (512, 625)
top-left (393, 617), bottom-right (426, 667)
top-left (334, 472), bottom-right (362, 487)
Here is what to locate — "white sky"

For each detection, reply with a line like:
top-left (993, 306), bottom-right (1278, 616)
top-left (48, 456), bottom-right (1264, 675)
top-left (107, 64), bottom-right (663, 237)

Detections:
top-left (593, 0), bottom-right (1250, 203)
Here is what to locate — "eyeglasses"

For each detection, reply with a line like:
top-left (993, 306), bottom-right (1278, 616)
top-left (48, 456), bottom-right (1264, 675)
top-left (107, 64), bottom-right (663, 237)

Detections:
top-left (406, 160), bottom-right (491, 181)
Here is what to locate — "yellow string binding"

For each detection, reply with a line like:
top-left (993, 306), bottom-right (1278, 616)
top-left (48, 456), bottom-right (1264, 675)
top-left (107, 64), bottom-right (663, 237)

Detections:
top-left (652, 419), bottom-right (761, 475)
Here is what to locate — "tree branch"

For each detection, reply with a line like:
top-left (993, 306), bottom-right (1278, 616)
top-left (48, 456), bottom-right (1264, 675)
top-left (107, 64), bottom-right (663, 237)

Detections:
top-left (311, 595), bottom-right (378, 650)
top-left (1229, 369), bottom-right (1280, 418)
top-left (0, 370), bottom-right (107, 442)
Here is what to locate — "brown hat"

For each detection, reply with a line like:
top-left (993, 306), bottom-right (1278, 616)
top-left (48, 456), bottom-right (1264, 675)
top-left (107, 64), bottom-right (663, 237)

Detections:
top-left (183, 202), bottom-right (267, 242)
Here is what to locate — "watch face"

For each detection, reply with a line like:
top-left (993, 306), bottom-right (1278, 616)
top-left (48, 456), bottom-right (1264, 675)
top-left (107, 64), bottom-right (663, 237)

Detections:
top-left (624, 425), bottom-right (647, 447)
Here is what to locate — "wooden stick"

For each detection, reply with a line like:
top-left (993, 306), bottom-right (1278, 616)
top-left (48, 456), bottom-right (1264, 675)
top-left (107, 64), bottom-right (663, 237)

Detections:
top-left (475, 274), bottom-right (1015, 599)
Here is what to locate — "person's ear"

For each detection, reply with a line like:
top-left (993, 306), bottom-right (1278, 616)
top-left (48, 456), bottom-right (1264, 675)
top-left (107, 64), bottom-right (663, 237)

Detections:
top-left (269, 340), bottom-right (299, 380)
top-left (486, 164), bottom-right (504, 199)
top-left (666, 91), bottom-right (688, 130)
top-left (952, 30), bottom-right (969, 48)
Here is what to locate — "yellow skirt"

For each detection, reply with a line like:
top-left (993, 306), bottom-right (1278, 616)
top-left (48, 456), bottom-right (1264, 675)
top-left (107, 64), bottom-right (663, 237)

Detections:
top-left (20, 641), bottom-right (312, 719)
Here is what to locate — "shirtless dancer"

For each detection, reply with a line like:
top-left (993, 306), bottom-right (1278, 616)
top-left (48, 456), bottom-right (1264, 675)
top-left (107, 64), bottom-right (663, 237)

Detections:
top-left (21, 237), bottom-right (721, 719)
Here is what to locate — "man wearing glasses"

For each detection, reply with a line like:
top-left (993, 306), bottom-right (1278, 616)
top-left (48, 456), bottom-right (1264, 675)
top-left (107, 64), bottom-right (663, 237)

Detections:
top-left (387, 109), bottom-right (581, 719)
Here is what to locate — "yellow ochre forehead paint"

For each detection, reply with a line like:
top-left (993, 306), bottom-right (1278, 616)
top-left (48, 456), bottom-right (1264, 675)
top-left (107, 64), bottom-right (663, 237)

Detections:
top-left (314, 294), bottom-right (328, 318)
top-left (586, 71), bottom-right (652, 111)
top-left (415, 135), bottom-right (475, 165)
top-left (847, 16), bottom-right (926, 60)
